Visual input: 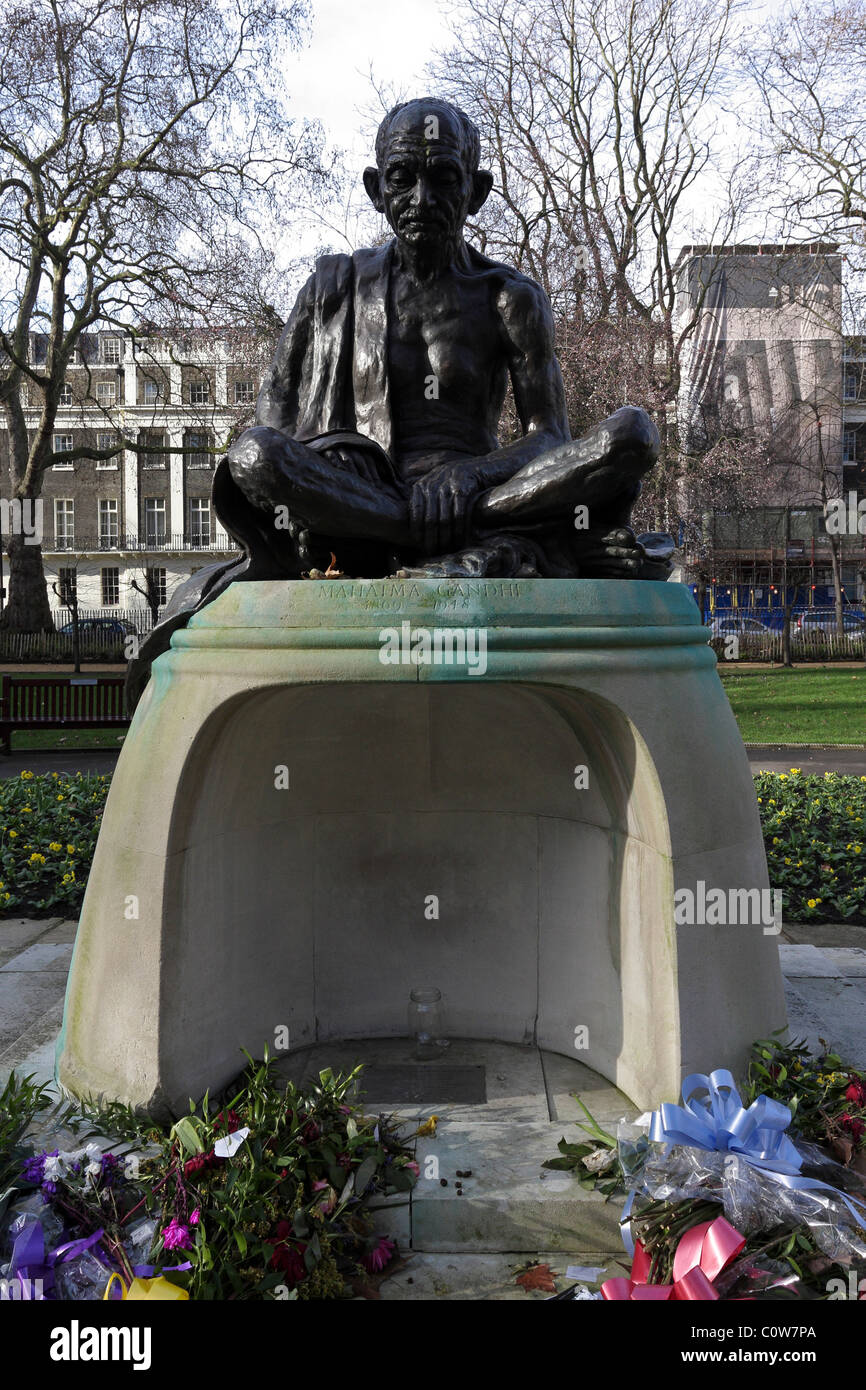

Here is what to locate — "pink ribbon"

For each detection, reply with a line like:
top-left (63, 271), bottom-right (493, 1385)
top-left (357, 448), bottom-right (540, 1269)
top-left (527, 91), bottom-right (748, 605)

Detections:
top-left (601, 1214), bottom-right (745, 1301)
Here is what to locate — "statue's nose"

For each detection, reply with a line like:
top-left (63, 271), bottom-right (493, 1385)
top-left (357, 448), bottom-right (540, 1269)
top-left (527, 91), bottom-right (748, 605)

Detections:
top-left (410, 176), bottom-right (435, 210)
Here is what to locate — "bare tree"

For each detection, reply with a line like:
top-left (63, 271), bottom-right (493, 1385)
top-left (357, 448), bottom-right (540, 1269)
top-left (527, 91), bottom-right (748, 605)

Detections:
top-left (428, 0), bottom-right (755, 530)
top-left (744, 0), bottom-right (866, 235)
top-left (0, 0), bottom-right (330, 631)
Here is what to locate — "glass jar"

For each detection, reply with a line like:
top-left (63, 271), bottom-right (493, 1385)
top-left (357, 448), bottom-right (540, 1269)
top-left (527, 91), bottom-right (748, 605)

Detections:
top-left (408, 987), bottom-right (443, 1061)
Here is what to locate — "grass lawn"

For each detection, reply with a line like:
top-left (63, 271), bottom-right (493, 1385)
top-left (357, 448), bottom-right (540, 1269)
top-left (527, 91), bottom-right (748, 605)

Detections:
top-left (11, 729), bottom-right (126, 751)
top-left (719, 667), bottom-right (866, 744)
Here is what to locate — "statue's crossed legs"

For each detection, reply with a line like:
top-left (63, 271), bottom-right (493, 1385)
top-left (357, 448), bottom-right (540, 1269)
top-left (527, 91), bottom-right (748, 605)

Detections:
top-left (225, 406), bottom-right (673, 579)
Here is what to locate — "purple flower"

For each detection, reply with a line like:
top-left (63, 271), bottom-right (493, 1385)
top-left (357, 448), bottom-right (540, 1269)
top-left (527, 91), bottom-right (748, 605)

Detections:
top-left (161, 1218), bottom-right (193, 1251)
top-left (22, 1148), bottom-right (58, 1185)
top-left (362, 1236), bottom-right (396, 1274)
top-left (100, 1152), bottom-right (121, 1187)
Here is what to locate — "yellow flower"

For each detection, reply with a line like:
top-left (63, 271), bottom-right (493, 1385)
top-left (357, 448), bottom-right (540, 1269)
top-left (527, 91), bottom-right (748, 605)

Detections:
top-left (3, 893), bottom-right (9, 901)
top-left (8, 830), bottom-right (17, 838)
top-left (57, 795), bottom-right (64, 802)
top-left (790, 768), bottom-right (801, 774)
top-left (67, 844), bottom-right (76, 855)
top-left (19, 770), bottom-right (33, 780)
top-left (856, 847), bottom-right (862, 854)
top-left (807, 899), bottom-right (818, 908)
top-left (21, 806), bottom-right (31, 813)
top-left (772, 837), bottom-right (781, 845)
top-left (28, 852), bottom-right (45, 865)
top-left (779, 774), bottom-right (787, 780)
top-left (784, 857), bottom-right (791, 864)
top-left (769, 799), bottom-right (776, 806)
top-left (757, 797), bottom-right (762, 803)
top-left (48, 842), bottom-right (62, 852)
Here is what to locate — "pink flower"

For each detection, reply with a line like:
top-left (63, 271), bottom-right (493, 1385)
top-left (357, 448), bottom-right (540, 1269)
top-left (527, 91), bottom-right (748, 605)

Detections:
top-left (189, 1208), bottom-right (200, 1225)
top-left (311, 1179), bottom-right (337, 1214)
top-left (362, 1236), bottom-right (396, 1274)
top-left (405, 1160), bottom-right (420, 1178)
top-left (161, 1217), bottom-right (192, 1251)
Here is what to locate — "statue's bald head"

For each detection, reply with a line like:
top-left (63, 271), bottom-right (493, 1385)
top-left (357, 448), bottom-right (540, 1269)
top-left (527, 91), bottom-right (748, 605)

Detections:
top-left (374, 98), bottom-right (481, 173)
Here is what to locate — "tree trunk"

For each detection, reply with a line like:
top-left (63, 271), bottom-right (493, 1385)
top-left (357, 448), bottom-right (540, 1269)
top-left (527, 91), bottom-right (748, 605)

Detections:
top-left (0, 535), bottom-right (54, 632)
top-left (829, 535), bottom-right (845, 636)
top-left (781, 604), bottom-right (793, 667)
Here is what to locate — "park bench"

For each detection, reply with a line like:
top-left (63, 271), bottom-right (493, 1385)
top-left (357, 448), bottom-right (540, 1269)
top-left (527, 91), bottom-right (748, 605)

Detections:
top-left (0, 674), bottom-right (130, 754)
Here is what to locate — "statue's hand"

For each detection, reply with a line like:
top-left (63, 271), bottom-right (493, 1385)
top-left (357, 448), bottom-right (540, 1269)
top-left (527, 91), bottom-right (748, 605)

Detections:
top-left (575, 525), bottom-right (669, 579)
top-left (409, 461), bottom-right (485, 555)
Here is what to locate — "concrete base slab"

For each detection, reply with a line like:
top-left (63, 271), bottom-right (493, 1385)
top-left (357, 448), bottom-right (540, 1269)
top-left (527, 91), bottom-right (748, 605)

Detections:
top-left (278, 1038), bottom-right (634, 1254)
top-left (378, 1251), bottom-right (620, 1300)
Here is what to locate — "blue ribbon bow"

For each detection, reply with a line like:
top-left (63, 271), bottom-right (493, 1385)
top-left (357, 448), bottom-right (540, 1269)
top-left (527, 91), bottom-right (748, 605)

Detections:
top-left (646, 1069), bottom-right (866, 1236)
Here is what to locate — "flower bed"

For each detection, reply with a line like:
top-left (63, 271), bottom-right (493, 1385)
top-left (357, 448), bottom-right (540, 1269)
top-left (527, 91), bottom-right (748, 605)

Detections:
top-left (0, 771), bottom-right (108, 917)
top-left (1, 1055), bottom-right (417, 1301)
top-left (756, 769), bottom-right (866, 924)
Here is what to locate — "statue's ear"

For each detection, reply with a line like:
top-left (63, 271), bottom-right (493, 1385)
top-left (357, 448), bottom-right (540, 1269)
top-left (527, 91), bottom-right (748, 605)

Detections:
top-left (468, 169), bottom-right (494, 214)
top-left (363, 166), bottom-right (385, 214)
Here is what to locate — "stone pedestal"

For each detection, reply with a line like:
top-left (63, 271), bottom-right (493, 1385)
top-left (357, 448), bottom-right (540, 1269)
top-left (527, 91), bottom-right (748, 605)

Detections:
top-left (56, 578), bottom-right (786, 1115)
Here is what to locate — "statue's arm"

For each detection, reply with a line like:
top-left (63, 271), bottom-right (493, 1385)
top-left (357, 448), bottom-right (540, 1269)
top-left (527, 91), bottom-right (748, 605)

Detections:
top-left (255, 271), bottom-right (317, 435)
top-left (465, 276), bottom-right (570, 487)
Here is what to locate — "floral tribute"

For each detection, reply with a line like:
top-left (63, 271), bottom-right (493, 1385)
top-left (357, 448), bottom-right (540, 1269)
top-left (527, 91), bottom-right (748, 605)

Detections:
top-left (1, 1054), bottom-right (417, 1300)
top-left (546, 1036), bottom-right (866, 1301)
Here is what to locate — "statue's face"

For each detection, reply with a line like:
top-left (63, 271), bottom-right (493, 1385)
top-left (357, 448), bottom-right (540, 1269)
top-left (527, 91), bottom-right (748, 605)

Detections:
top-left (364, 105), bottom-right (491, 251)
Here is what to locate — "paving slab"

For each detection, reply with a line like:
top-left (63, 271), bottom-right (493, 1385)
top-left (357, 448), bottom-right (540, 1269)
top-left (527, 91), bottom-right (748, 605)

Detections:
top-left (783, 976), bottom-right (866, 1066)
top-left (36, 920), bottom-right (79, 944)
top-left (0, 917), bottom-right (62, 966)
top-left (782, 922), bottom-right (866, 948)
top-left (779, 944), bottom-right (851, 977)
top-left (378, 1250), bottom-right (620, 1300)
top-left (0, 970), bottom-right (67, 1054)
top-left (0, 942), bottom-right (73, 973)
top-left (0, 997), bottom-right (65, 1079)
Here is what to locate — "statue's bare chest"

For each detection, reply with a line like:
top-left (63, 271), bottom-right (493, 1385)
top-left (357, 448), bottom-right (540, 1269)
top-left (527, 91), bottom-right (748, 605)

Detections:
top-left (387, 272), bottom-right (502, 391)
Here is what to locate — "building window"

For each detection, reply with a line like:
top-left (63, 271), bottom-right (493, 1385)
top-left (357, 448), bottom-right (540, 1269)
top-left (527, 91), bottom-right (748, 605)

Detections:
top-left (234, 380), bottom-right (255, 404)
top-left (99, 498), bottom-right (119, 548)
top-left (844, 430), bottom-right (858, 463)
top-left (146, 566), bottom-right (167, 607)
top-left (189, 497), bottom-right (211, 547)
top-left (189, 380), bottom-right (210, 405)
top-left (102, 337), bottom-right (122, 364)
top-left (144, 496), bottom-right (167, 547)
top-left (96, 431), bottom-right (120, 469)
top-left (54, 498), bottom-right (74, 549)
top-left (101, 567), bottom-right (120, 605)
top-left (58, 382), bottom-right (73, 406)
top-left (142, 379), bottom-right (161, 405)
top-left (53, 433), bottom-right (74, 469)
top-left (58, 567), bottom-right (77, 604)
top-left (138, 430), bottom-right (167, 468)
top-left (96, 380), bottom-right (117, 406)
top-left (184, 431), bottom-right (211, 468)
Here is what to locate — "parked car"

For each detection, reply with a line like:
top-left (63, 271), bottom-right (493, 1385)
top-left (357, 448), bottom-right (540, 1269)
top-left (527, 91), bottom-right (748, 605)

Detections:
top-left (58, 618), bottom-right (138, 639)
top-left (794, 611), bottom-right (866, 638)
top-left (707, 614), bottom-right (771, 638)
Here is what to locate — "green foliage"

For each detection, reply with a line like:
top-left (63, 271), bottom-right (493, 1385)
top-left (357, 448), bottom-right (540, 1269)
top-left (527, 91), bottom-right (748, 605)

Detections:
top-left (756, 769), bottom-right (866, 923)
top-left (743, 1033), bottom-right (866, 1155)
top-left (0, 1070), bottom-right (54, 1216)
top-left (0, 770), bottom-right (108, 916)
top-left (69, 1052), bottom-right (416, 1300)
